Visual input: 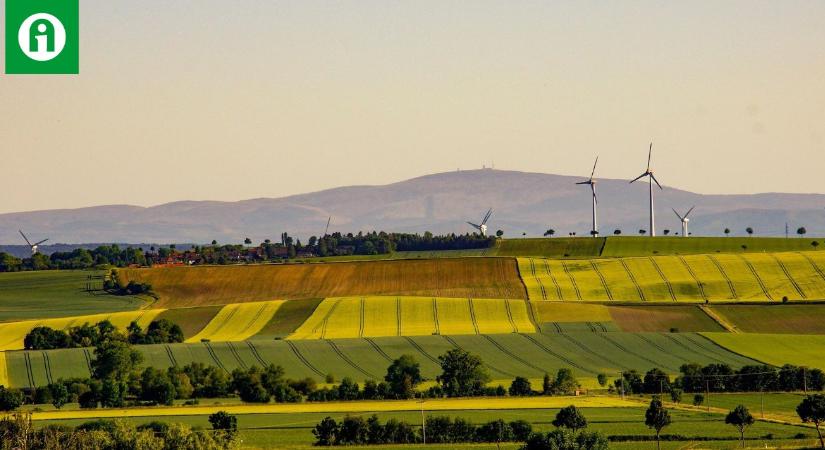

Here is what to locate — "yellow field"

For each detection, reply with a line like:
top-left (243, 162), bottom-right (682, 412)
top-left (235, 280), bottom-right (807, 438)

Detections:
top-left (703, 333), bottom-right (825, 370)
top-left (519, 251), bottom-right (825, 302)
top-left (186, 300), bottom-right (284, 343)
top-left (22, 395), bottom-right (637, 421)
top-left (0, 352), bottom-right (7, 387)
top-left (0, 309), bottom-right (165, 351)
top-left (288, 296), bottom-right (536, 339)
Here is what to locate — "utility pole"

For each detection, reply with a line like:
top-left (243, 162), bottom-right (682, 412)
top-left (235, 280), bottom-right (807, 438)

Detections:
top-left (786, 222), bottom-right (789, 239)
top-left (619, 371), bottom-right (625, 400)
top-left (760, 387), bottom-right (764, 419)
top-left (418, 400), bottom-right (426, 444)
top-left (705, 379), bottom-right (710, 412)
top-left (804, 368), bottom-right (808, 394)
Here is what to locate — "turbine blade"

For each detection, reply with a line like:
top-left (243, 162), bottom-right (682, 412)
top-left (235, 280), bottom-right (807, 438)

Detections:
top-left (590, 156), bottom-right (598, 180)
top-left (34, 239), bottom-right (49, 246)
top-left (647, 142), bottom-right (652, 171)
top-left (18, 230), bottom-right (32, 246)
top-left (467, 222), bottom-right (480, 228)
top-left (576, 180), bottom-right (591, 185)
top-left (630, 173), bottom-right (647, 184)
top-left (650, 173), bottom-right (663, 190)
top-left (685, 206), bottom-right (695, 218)
top-left (483, 208), bottom-right (493, 225)
top-left (672, 208), bottom-right (683, 220)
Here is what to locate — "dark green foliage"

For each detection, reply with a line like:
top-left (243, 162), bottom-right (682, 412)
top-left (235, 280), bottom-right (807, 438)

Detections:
top-left (552, 405), bottom-right (588, 432)
top-left (48, 383), bottom-right (69, 409)
top-left (0, 386), bottom-right (23, 411)
top-left (725, 404), bottom-right (754, 447)
top-left (645, 396), bottom-right (672, 450)
top-left (208, 411), bottom-right (237, 434)
top-left (436, 348), bottom-right (490, 397)
top-left (23, 326), bottom-right (72, 350)
top-left (128, 319), bottom-right (184, 345)
top-left (140, 367), bottom-right (177, 405)
top-left (522, 429), bottom-right (609, 450)
top-left (797, 394), bottom-right (825, 448)
top-left (509, 376), bottom-right (533, 396)
top-left (384, 354), bottom-right (422, 399)
top-left (643, 368), bottom-right (671, 394)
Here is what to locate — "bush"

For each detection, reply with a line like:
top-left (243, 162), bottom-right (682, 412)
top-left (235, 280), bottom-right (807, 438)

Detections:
top-left (0, 386), bottom-right (24, 411)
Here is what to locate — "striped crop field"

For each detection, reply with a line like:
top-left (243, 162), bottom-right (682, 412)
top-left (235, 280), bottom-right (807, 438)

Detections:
top-left (288, 296), bottom-right (536, 339)
top-left (119, 258), bottom-right (526, 307)
top-left (0, 309), bottom-right (165, 351)
top-left (702, 333), bottom-right (825, 370)
top-left (2, 332), bottom-right (763, 389)
top-left (186, 300), bottom-right (284, 342)
top-left (710, 304), bottom-right (825, 334)
top-left (518, 251), bottom-right (825, 302)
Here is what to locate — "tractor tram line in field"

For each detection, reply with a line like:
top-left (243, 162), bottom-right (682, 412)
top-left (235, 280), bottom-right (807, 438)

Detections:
top-left (286, 341), bottom-right (325, 378)
top-left (618, 260), bottom-right (646, 301)
top-left (542, 259), bottom-right (564, 301)
top-left (678, 255), bottom-right (708, 300)
top-left (737, 255), bottom-right (774, 300)
top-left (589, 261), bottom-right (614, 300)
top-left (648, 257), bottom-right (677, 301)
top-left (770, 254), bottom-right (807, 299)
top-left (706, 255), bottom-right (738, 299)
top-left (246, 341), bottom-right (270, 368)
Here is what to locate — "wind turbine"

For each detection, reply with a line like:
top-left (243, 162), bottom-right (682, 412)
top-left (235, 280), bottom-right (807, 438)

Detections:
top-left (19, 230), bottom-right (48, 256)
top-left (672, 206), bottom-right (695, 237)
top-left (630, 143), bottom-right (663, 237)
top-left (467, 208), bottom-right (493, 236)
top-left (576, 156), bottom-right (599, 237)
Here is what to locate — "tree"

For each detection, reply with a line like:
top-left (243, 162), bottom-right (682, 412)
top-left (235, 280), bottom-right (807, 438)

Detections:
top-left (209, 410), bottom-right (238, 435)
top-left (436, 348), bottom-right (490, 397)
top-left (669, 388), bottom-right (682, 404)
top-left (798, 227), bottom-right (808, 238)
top-left (0, 386), bottom-right (23, 411)
top-left (243, 237), bottom-right (252, 245)
top-left (693, 393), bottom-right (705, 406)
top-left (814, 241), bottom-right (821, 250)
top-left (313, 416), bottom-right (340, 446)
top-left (663, 229), bottom-right (670, 235)
top-left (724, 228), bottom-right (731, 236)
top-left (544, 229), bottom-right (555, 237)
top-left (645, 396), bottom-right (672, 450)
top-left (211, 240), bottom-right (218, 245)
top-left (550, 368), bottom-right (580, 395)
top-left (746, 227), bottom-right (754, 236)
top-left (384, 355), bottom-right (422, 399)
top-left (552, 405), bottom-right (588, 432)
top-left (509, 376), bottom-right (533, 396)
top-left (798, 394), bottom-right (825, 448)
top-left (639, 229), bottom-right (646, 235)
top-left (496, 230), bottom-right (504, 237)
top-left (725, 404), bottom-right (754, 448)
top-left (596, 373), bottom-right (607, 387)
top-left (49, 382), bottom-right (69, 409)
top-left (613, 229), bottom-right (621, 235)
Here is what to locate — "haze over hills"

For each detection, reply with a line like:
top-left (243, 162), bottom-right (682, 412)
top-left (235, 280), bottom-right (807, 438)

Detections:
top-left (2, 169), bottom-right (825, 246)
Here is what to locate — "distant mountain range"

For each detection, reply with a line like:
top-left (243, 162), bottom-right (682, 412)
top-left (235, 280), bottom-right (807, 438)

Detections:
top-left (2, 169), bottom-right (824, 247)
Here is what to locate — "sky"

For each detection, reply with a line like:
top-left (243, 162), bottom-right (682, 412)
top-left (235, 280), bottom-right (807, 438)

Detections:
top-left (1, 0), bottom-right (824, 213)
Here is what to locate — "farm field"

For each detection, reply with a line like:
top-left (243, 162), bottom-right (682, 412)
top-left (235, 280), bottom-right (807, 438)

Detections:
top-left (120, 258), bottom-right (526, 307)
top-left (601, 236), bottom-right (824, 257)
top-left (28, 404), bottom-right (814, 450)
top-left (495, 237), bottom-right (605, 258)
top-left (711, 304), bottom-right (825, 334)
top-left (186, 300), bottom-right (285, 342)
top-left (518, 251), bottom-right (825, 302)
top-left (0, 270), bottom-right (143, 322)
top-left (2, 332), bottom-right (763, 389)
top-left (0, 308), bottom-right (165, 351)
top-left (703, 333), bottom-right (825, 370)
top-left (288, 296), bottom-right (536, 339)
top-left (607, 305), bottom-right (725, 332)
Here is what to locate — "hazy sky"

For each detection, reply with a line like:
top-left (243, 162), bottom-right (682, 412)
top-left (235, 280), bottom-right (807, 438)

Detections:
top-left (1, 1), bottom-right (824, 213)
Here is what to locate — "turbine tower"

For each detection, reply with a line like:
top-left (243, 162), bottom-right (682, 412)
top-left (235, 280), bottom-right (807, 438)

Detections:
top-left (19, 230), bottom-right (48, 256)
top-left (467, 208), bottom-right (493, 237)
top-left (672, 206), bottom-right (695, 237)
top-left (630, 143), bottom-right (663, 237)
top-left (576, 156), bottom-right (599, 237)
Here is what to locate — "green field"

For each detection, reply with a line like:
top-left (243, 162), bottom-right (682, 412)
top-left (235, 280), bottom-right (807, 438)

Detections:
top-left (29, 404), bottom-right (814, 450)
top-left (703, 333), bottom-right (825, 370)
top-left (602, 236), bottom-right (825, 257)
top-left (607, 305), bottom-right (725, 332)
top-left (495, 238), bottom-right (605, 258)
top-left (3, 331), bottom-right (763, 389)
top-left (0, 270), bottom-right (144, 322)
top-left (519, 251), bottom-right (825, 302)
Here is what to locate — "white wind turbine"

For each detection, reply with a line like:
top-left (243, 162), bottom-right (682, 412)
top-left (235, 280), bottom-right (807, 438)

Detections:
top-left (467, 208), bottom-right (493, 237)
top-left (576, 156), bottom-right (599, 237)
top-left (672, 206), bottom-right (695, 237)
top-left (630, 143), bottom-right (663, 237)
top-left (19, 230), bottom-right (49, 256)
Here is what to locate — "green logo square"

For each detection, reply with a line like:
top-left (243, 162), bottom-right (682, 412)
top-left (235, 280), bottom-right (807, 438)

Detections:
top-left (5, 0), bottom-right (79, 74)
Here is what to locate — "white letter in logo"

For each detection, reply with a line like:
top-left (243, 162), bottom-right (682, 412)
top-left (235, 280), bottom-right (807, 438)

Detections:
top-left (18, 13), bottom-right (66, 62)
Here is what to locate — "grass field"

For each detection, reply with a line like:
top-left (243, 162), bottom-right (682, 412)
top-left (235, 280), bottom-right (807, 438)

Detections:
top-left (120, 258), bottom-right (526, 307)
top-left (608, 305), bottom-right (725, 332)
top-left (711, 304), bottom-right (825, 334)
top-left (703, 333), bottom-right (825, 370)
top-left (186, 300), bottom-right (285, 342)
top-left (288, 296), bottom-right (536, 339)
top-left (495, 238), bottom-right (605, 258)
top-left (519, 251), bottom-right (825, 302)
top-left (0, 308), bottom-right (165, 351)
top-left (3, 332), bottom-right (763, 389)
top-left (154, 305), bottom-right (222, 339)
top-left (0, 270), bottom-right (144, 322)
top-left (602, 236), bottom-right (825, 257)
top-left (25, 403), bottom-right (815, 450)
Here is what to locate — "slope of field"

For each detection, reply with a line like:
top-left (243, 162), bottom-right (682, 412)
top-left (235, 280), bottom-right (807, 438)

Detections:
top-left (495, 238), bottom-right (604, 258)
top-left (154, 305), bottom-right (222, 339)
top-left (0, 309), bottom-right (165, 351)
top-left (3, 332), bottom-right (763, 388)
top-left (703, 333), bottom-right (825, 370)
top-left (602, 236), bottom-right (824, 257)
top-left (186, 300), bottom-right (284, 343)
top-left (519, 251), bottom-right (825, 302)
top-left (0, 270), bottom-right (143, 322)
top-left (120, 258), bottom-right (525, 307)
top-left (608, 305), bottom-right (724, 332)
top-left (288, 296), bottom-right (536, 339)
top-left (711, 304), bottom-right (825, 334)
top-left (254, 298), bottom-right (323, 339)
